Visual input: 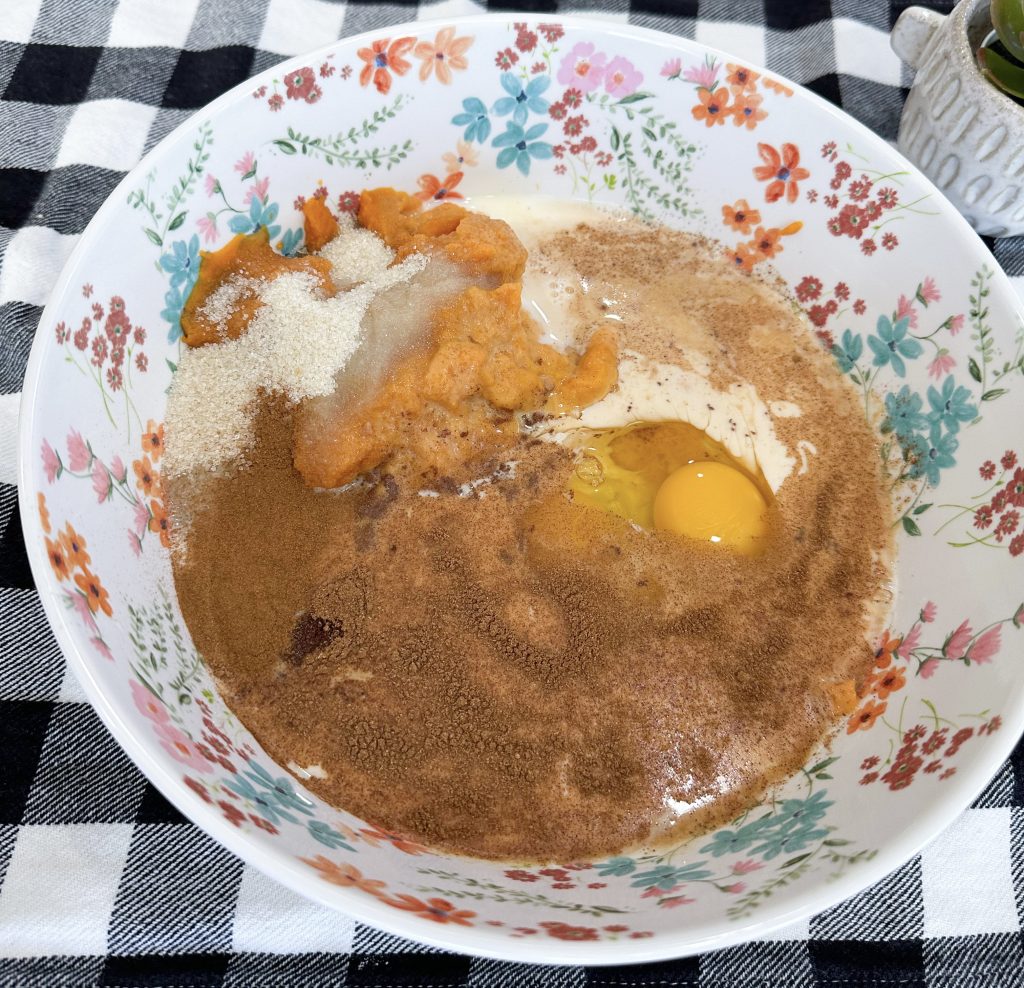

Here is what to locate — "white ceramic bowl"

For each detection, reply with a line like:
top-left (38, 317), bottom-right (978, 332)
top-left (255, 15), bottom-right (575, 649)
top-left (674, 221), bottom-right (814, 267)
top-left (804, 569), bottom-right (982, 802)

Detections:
top-left (17, 14), bottom-right (1024, 964)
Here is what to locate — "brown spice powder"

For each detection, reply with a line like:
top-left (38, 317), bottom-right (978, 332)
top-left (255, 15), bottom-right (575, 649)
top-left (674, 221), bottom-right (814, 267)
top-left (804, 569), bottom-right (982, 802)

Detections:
top-left (169, 220), bottom-right (892, 863)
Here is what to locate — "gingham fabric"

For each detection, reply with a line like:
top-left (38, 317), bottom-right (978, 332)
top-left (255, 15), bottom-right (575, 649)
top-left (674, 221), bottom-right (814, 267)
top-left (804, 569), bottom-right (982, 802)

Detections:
top-left (2, 1), bottom-right (1024, 985)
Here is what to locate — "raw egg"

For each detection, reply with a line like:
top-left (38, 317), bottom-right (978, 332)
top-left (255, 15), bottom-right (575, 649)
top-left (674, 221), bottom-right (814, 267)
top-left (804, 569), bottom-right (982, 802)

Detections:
top-left (567, 421), bottom-right (772, 554)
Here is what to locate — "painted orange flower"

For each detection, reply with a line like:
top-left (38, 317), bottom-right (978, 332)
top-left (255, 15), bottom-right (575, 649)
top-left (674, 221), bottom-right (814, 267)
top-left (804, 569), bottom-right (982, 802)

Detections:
top-left (753, 143), bottom-right (809, 203)
top-left (359, 825), bottom-right (429, 855)
top-left (691, 86), bottom-right (731, 126)
top-left (75, 567), bottom-right (113, 617)
top-left (357, 36), bottom-right (416, 95)
top-left (60, 522), bottom-right (91, 571)
top-left (149, 499), bottom-right (171, 549)
top-left (846, 698), bottom-right (886, 734)
top-left (763, 77), bottom-right (794, 96)
top-left (133, 456), bottom-right (159, 498)
top-left (872, 664), bottom-right (906, 700)
top-left (874, 629), bottom-right (902, 668)
top-left (300, 856), bottom-right (390, 896)
top-left (730, 91), bottom-right (767, 130)
top-left (142, 420), bottom-right (165, 462)
top-left (749, 226), bottom-right (783, 260)
top-left (442, 140), bottom-right (478, 173)
top-left (413, 27), bottom-right (472, 84)
top-left (727, 242), bottom-right (758, 273)
top-left (726, 63), bottom-right (760, 92)
top-left (414, 171), bottom-right (464, 202)
top-left (38, 492), bottom-right (50, 534)
top-left (722, 199), bottom-right (761, 234)
top-left (388, 893), bottom-right (477, 926)
top-left (45, 535), bottom-right (70, 581)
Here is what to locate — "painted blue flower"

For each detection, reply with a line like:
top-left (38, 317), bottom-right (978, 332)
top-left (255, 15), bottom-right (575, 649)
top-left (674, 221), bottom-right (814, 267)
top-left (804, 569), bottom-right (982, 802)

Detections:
top-left (224, 774), bottom-right (301, 825)
top-left (279, 226), bottom-right (304, 257)
top-left (927, 375), bottom-right (977, 434)
top-left (867, 314), bottom-right (922, 377)
top-left (307, 820), bottom-right (355, 850)
top-left (882, 386), bottom-right (929, 440)
top-left (831, 329), bottom-right (863, 374)
top-left (770, 790), bottom-right (832, 829)
top-left (229, 197), bottom-right (281, 240)
top-left (750, 822), bottom-right (829, 861)
top-left (244, 760), bottom-right (314, 815)
top-left (492, 121), bottom-right (553, 176)
top-left (493, 72), bottom-right (551, 126)
top-left (595, 856), bottom-right (636, 877)
top-left (699, 814), bottom-right (774, 858)
top-left (629, 861), bottom-right (712, 890)
top-left (160, 236), bottom-right (200, 292)
top-left (907, 421), bottom-right (958, 487)
top-left (452, 97), bottom-right (491, 143)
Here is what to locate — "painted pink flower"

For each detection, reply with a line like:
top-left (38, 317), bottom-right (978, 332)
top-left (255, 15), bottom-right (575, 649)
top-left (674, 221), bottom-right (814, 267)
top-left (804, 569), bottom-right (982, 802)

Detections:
top-left (967, 625), bottom-right (1001, 664)
top-left (131, 679), bottom-right (169, 723)
top-left (110, 455), bottom-right (126, 484)
top-left (895, 294), bottom-right (918, 329)
top-left (945, 619), bottom-right (972, 660)
top-left (660, 895), bottom-right (696, 909)
top-left (41, 439), bottom-right (60, 483)
top-left (66, 588), bottom-right (98, 634)
top-left (128, 530), bottom-right (142, 557)
top-left (723, 882), bottom-right (746, 893)
top-left (603, 56), bottom-right (643, 97)
top-left (234, 151), bottom-right (255, 175)
top-left (928, 352), bottom-right (955, 380)
top-left (244, 177), bottom-right (270, 206)
top-left (948, 314), bottom-right (964, 335)
top-left (902, 622), bottom-right (922, 654)
top-left (155, 721), bottom-right (213, 773)
top-left (732, 859), bottom-right (764, 875)
top-left (90, 636), bottom-right (113, 661)
top-left (921, 601), bottom-right (937, 623)
top-left (133, 500), bottom-right (150, 537)
top-left (67, 429), bottom-right (90, 471)
top-left (91, 459), bottom-right (111, 502)
top-left (196, 215), bottom-right (218, 244)
top-left (919, 276), bottom-right (940, 305)
top-left (683, 60), bottom-right (720, 89)
top-left (557, 42), bottom-right (607, 92)
top-left (204, 173), bottom-right (219, 197)
top-left (920, 657), bottom-right (939, 678)
top-left (660, 57), bottom-right (682, 79)
top-left (642, 884), bottom-right (681, 899)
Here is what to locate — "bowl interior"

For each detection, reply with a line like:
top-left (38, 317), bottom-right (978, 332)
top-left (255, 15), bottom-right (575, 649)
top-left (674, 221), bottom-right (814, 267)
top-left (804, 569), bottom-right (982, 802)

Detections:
top-left (18, 15), bottom-right (1024, 964)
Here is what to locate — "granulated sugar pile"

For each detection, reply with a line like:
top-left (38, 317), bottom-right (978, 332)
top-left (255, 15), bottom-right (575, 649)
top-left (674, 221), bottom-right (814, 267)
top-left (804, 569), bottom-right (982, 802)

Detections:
top-left (163, 225), bottom-right (426, 479)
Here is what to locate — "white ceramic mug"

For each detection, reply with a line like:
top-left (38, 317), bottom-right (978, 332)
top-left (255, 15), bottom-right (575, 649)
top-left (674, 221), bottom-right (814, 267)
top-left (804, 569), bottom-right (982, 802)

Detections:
top-left (892, 0), bottom-right (1024, 237)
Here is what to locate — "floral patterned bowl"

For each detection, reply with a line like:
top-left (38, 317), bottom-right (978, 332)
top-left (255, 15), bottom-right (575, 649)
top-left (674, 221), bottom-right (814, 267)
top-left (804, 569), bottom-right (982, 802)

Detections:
top-left (17, 14), bottom-right (1024, 964)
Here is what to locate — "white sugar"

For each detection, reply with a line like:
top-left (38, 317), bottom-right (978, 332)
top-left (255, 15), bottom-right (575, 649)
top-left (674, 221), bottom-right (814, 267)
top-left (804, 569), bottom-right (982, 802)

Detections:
top-left (164, 225), bottom-right (427, 480)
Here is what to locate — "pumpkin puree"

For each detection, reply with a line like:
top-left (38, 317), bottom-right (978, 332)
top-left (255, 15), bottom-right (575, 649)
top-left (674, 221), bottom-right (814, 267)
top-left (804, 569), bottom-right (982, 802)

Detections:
top-left (181, 188), bottom-right (618, 488)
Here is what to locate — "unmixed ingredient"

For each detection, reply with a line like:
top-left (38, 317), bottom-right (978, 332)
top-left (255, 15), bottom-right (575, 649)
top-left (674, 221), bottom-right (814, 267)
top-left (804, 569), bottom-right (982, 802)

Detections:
top-left (167, 192), bottom-right (891, 862)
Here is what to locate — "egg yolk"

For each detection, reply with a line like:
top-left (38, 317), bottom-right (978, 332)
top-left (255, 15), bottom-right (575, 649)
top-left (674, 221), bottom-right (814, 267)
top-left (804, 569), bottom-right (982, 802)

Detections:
top-left (566, 420), bottom-right (772, 554)
top-left (653, 461), bottom-right (768, 554)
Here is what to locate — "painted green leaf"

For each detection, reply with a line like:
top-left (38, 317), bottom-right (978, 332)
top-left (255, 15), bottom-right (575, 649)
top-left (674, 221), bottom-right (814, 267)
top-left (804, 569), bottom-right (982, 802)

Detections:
top-left (913, 502), bottom-right (933, 515)
top-left (274, 140), bottom-right (297, 154)
top-left (144, 228), bottom-right (162, 246)
top-left (168, 212), bottom-right (186, 231)
top-left (902, 516), bottom-right (921, 536)
top-left (968, 356), bottom-right (982, 382)
top-left (982, 388), bottom-right (1008, 401)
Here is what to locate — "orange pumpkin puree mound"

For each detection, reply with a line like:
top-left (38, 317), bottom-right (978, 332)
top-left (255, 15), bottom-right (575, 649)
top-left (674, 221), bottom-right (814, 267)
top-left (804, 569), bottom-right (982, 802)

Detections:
top-left (181, 186), bottom-right (619, 489)
top-left (180, 227), bottom-right (335, 347)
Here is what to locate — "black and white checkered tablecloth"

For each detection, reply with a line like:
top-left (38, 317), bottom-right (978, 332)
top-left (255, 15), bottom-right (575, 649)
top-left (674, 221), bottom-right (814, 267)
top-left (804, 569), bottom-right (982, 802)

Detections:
top-left (2, 1), bottom-right (1024, 985)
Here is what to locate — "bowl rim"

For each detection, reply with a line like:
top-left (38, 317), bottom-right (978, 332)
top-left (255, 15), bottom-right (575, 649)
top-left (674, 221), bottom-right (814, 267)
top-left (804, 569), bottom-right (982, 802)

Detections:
top-left (16, 11), bottom-right (1024, 966)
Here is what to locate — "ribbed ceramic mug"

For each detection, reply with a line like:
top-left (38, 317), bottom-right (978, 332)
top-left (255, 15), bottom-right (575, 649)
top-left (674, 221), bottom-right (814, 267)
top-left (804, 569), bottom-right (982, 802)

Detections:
top-left (892, 0), bottom-right (1024, 236)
